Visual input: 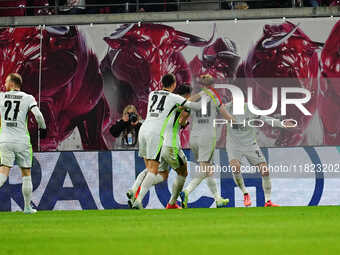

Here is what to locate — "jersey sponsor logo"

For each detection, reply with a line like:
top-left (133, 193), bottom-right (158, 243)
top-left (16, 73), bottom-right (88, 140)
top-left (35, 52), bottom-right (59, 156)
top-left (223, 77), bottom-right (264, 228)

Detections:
top-left (6, 122), bottom-right (17, 127)
top-left (150, 113), bottom-right (159, 118)
top-left (198, 119), bottom-right (209, 124)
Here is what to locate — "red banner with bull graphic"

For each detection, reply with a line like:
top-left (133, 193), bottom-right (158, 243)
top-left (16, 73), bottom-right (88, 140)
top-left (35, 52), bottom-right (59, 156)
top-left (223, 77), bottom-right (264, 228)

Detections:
top-left (0, 18), bottom-right (339, 151)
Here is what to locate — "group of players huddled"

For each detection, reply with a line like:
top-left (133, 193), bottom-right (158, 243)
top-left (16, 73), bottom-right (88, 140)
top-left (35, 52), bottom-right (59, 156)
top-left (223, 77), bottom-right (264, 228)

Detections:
top-left (0, 73), bottom-right (293, 213)
top-left (127, 73), bottom-right (295, 209)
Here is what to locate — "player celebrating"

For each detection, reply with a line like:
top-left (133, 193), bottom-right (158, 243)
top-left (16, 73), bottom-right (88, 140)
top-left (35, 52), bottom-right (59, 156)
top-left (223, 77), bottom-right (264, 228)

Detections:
top-left (131, 74), bottom-right (200, 209)
top-left (0, 73), bottom-right (47, 214)
top-left (127, 85), bottom-right (192, 209)
top-left (225, 101), bottom-right (295, 207)
top-left (180, 74), bottom-right (234, 208)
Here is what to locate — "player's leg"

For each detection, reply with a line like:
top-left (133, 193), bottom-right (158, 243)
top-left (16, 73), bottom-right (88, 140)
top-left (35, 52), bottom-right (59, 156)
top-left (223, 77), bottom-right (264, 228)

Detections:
top-left (127, 168), bottom-right (147, 198)
top-left (133, 159), bottom-right (160, 209)
top-left (181, 139), bottom-right (206, 204)
top-left (230, 159), bottom-right (251, 207)
top-left (17, 144), bottom-right (37, 214)
top-left (128, 157), bottom-right (167, 201)
top-left (132, 132), bottom-right (160, 209)
top-left (204, 162), bottom-right (229, 208)
top-left (203, 162), bottom-right (220, 201)
top-left (162, 147), bottom-right (188, 209)
top-left (127, 167), bottom-right (147, 208)
top-left (180, 162), bottom-right (206, 208)
top-left (128, 169), bottom-right (168, 208)
top-left (153, 158), bottom-right (169, 185)
top-left (246, 146), bottom-right (279, 207)
top-left (127, 158), bottom-right (149, 198)
top-left (20, 168), bottom-right (36, 214)
top-left (199, 139), bottom-right (229, 208)
top-left (257, 162), bottom-right (279, 207)
top-left (167, 162), bottom-right (188, 209)
top-left (0, 144), bottom-right (15, 189)
top-left (150, 149), bottom-right (171, 186)
top-left (0, 165), bottom-right (11, 188)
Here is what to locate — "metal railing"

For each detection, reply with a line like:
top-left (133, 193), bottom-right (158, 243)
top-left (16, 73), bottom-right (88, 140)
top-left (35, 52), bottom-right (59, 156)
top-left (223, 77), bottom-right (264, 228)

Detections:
top-left (0, 0), bottom-right (304, 16)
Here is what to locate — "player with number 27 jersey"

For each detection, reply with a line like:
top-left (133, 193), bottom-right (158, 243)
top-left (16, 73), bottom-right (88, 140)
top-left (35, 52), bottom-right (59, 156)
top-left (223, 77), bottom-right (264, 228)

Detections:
top-left (0, 73), bottom-right (46, 214)
top-left (0, 91), bottom-right (39, 146)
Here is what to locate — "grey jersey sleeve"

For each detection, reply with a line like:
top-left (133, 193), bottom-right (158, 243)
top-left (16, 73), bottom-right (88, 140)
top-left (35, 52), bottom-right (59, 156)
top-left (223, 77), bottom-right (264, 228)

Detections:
top-left (31, 106), bottom-right (46, 129)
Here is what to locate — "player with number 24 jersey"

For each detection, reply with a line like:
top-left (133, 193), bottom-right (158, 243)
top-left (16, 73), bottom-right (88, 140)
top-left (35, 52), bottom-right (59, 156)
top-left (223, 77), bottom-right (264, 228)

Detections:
top-left (139, 89), bottom-right (199, 161)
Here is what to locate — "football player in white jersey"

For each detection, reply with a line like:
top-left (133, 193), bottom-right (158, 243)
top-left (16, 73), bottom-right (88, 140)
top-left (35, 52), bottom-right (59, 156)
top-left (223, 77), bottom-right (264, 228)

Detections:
top-left (225, 101), bottom-right (295, 207)
top-left (131, 74), bottom-right (201, 209)
top-left (127, 85), bottom-right (192, 209)
top-left (0, 73), bottom-right (47, 214)
top-left (180, 74), bottom-right (234, 208)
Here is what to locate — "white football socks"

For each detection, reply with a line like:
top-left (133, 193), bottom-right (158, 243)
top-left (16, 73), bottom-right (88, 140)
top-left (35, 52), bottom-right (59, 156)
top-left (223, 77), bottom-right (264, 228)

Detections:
top-left (262, 175), bottom-right (272, 202)
top-left (232, 171), bottom-right (249, 195)
top-left (135, 172), bottom-right (157, 203)
top-left (184, 171), bottom-right (206, 194)
top-left (131, 169), bottom-right (165, 196)
top-left (131, 169), bottom-right (148, 194)
top-left (206, 176), bottom-right (222, 201)
top-left (22, 176), bottom-right (33, 209)
top-left (168, 175), bottom-right (186, 205)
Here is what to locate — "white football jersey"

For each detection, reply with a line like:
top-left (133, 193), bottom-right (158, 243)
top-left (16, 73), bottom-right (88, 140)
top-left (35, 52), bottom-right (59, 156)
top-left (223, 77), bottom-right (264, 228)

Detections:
top-left (190, 88), bottom-right (222, 138)
top-left (142, 90), bottom-right (186, 134)
top-left (142, 89), bottom-right (199, 141)
top-left (0, 90), bottom-right (37, 145)
top-left (225, 102), bottom-right (258, 147)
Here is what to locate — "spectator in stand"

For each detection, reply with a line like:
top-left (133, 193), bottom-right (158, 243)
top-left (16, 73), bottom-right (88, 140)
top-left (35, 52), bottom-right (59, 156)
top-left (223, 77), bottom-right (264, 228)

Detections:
top-left (59, 0), bottom-right (86, 14)
top-left (109, 105), bottom-right (143, 150)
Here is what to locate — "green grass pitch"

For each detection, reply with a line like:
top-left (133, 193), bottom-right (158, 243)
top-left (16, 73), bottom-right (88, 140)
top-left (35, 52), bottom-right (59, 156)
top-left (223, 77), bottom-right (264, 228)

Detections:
top-left (1, 206), bottom-right (339, 255)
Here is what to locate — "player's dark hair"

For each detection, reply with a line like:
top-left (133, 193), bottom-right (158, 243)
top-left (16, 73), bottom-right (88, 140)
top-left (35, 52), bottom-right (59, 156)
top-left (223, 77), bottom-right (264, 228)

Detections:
top-left (162, 74), bottom-right (176, 88)
top-left (175, 84), bottom-right (192, 96)
top-left (8, 73), bottom-right (22, 88)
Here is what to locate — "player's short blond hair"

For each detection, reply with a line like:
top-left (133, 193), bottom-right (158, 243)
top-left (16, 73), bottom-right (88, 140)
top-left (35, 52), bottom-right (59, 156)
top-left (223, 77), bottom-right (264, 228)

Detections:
top-left (7, 73), bottom-right (23, 88)
top-left (198, 74), bottom-right (214, 86)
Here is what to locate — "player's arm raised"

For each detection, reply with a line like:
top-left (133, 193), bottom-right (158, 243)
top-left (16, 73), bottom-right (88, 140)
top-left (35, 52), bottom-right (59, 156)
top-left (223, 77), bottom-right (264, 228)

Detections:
top-left (188, 92), bottom-right (201, 102)
top-left (175, 93), bottom-right (202, 111)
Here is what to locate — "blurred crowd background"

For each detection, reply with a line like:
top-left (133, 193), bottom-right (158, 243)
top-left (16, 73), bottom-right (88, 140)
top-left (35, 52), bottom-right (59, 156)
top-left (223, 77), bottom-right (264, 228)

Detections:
top-left (0, 0), bottom-right (339, 17)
